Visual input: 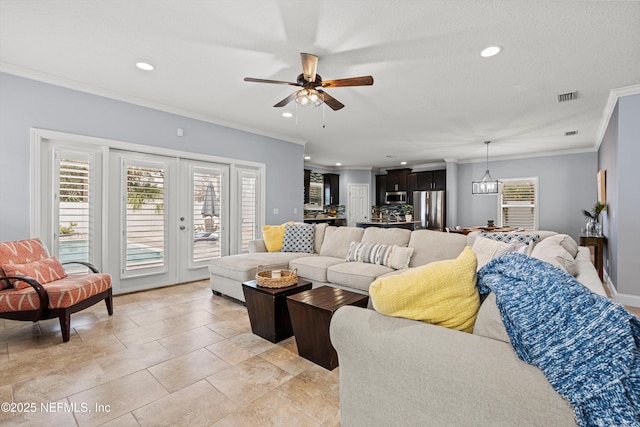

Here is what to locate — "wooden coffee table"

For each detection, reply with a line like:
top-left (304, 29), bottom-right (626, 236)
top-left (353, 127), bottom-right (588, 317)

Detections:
top-left (242, 279), bottom-right (312, 343)
top-left (286, 286), bottom-right (369, 370)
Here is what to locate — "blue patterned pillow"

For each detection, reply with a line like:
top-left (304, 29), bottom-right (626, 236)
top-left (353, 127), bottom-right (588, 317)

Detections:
top-left (281, 224), bottom-right (315, 253)
top-left (479, 232), bottom-right (540, 246)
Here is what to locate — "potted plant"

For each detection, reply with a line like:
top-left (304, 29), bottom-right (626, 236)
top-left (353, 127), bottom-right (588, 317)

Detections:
top-left (582, 203), bottom-right (606, 236)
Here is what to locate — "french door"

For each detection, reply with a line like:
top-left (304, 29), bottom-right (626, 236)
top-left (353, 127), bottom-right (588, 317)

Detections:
top-left (33, 129), bottom-right (263, 295)
top-left (108, 151), bottom-right (229, 293)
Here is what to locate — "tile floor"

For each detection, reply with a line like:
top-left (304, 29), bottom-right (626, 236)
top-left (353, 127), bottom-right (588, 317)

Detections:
top-left (2, 279), bottom-right (639, 427)
top-left (0, 280), bottom-right (340, 427)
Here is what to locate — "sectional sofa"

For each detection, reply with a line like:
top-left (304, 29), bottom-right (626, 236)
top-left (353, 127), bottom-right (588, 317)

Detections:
top-left (208, 223), bottom-right (474, 301)
top-left (208, 223), bottom-right (609, 426)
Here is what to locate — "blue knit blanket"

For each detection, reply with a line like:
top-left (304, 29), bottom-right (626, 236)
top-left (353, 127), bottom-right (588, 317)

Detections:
top-left (477, 254), bottom-right (640, 427)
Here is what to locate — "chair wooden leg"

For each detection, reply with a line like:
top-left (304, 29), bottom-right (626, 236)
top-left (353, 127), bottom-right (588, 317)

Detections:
top-left (59, 311), bottom-right (71, 342)
top-left (105, 289), bottom-right (113, 315)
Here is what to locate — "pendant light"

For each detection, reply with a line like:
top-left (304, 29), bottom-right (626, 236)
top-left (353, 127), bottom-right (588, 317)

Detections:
top-left (472, 141), bottom-right (499, 195)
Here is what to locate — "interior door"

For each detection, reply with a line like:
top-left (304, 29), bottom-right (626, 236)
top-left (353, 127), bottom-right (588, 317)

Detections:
top-left (347, 184), bottom-right (370, 226)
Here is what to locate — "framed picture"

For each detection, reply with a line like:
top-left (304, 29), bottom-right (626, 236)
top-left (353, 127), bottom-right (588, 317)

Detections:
top-left (597, 170), bottom-right (606, 205)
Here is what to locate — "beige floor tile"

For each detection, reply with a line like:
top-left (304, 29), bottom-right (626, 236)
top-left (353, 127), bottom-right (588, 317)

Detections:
top-left (147, 348), bottom-right (230, 393)
top-left (0, 322), bottom-right (44, 344)
top-left (205, 339), bottom-right (255, 365)
top-left (206, 318), bottom-right (252, 338)
top-left (49, 334), bottom-right (127, 367)
top-left (133, 380), bottom-right (237, 427)
top-left (0, 398), bottom-right (78, 427)
top-left (126, 306), bottom-right (186, 327)
top-left (277, 335), bottom-right (300, 354)
top-left (158, 325), bottom-right (225, 355)
top-left (95, 340), bottom-right (173, 381)
top-left (68, 370), bottom-right (169, 427)
top-left (113, 319), bottom-right (185, 347)
top-left (259, 345), bottom-right (316, 376)
top-left (227, 332), bottom-right (277, 355)
top-left (206, 356), bottom-right (292, 406)
top-left (74, 315), bottom-right (140, 340)
top-left (98, 412), bottom-right (141, 427)
top-left (0, 350), bottom-right (55, 385)
top-left (13, 359), bottom-right (108, 403)
top-left (212, 392), bottom-right (318, 427)
top-left (0, 342), bottom-right (7, 362)
top-left (0, 384), bottom-right (12, 403)
top-left (274, 365), bottom-right (341, 424)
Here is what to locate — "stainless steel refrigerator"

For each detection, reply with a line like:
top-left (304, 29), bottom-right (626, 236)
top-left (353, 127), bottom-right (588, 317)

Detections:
top-left (413, 191), bottom-right (446, 231)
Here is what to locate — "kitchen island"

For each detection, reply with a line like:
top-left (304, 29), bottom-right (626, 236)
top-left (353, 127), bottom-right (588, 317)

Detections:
top-left (355, 220), bottom-right (421, 231)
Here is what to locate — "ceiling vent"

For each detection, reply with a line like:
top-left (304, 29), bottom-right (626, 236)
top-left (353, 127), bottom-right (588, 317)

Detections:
top-left (565, 130), bottom-right (579, 136)
top-left (557, 91), bottom-right (578, 103)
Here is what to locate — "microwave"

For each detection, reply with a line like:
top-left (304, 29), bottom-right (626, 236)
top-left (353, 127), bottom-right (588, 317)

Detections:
top-left (385, 191), bottom-right (407, 204)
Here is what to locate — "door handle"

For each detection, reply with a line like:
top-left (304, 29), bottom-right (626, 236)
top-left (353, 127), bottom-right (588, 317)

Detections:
top-left (179, 225), bottom-right (186, 230)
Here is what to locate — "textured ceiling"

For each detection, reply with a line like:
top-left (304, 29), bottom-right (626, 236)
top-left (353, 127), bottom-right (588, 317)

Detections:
top-left (1, 0), bottom-right (639, 168)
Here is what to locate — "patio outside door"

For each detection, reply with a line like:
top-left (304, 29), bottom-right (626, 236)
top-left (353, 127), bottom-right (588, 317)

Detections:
top-left (108, 151), bottom-right (228, 293)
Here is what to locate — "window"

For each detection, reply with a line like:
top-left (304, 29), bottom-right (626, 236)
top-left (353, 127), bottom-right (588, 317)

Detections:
top-left (498, 178), bottom-right (538, 229)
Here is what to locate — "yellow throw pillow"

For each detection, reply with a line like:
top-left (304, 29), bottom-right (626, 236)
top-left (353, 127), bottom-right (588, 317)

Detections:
top-left (369, 246), bottom-right (480, 333)
top-left (262, 222), bottom-right (294, 252)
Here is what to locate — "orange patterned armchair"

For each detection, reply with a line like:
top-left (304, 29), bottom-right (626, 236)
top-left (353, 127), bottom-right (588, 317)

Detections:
top-left (0, 238), bottom-right (112, 342)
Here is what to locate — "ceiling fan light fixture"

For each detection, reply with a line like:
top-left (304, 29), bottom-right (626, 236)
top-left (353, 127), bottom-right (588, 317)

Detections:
top-left (295, 88), bottom-right (323, 107)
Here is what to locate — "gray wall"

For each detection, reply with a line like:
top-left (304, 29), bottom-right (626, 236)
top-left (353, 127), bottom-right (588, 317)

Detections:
top-left (0, 73), bottom-right (304, 241)
top-left (611, 93), bottom-right (640, 299)
top-left (598, 104), bottom-right (619, 287)
top-left (456, 152), bottom-right (598, 242)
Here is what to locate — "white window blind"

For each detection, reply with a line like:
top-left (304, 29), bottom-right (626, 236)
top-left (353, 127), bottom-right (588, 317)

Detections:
top-left (240, 172), bottom-right (258, 252)
top-left (499, 178), bottom-right (538, 229)
top-left (193, 172), bottom-right (222, 261)
top-left (58, 155), bottom-right (92, 270)
top-left (125, 165), bottom-right (165, 270)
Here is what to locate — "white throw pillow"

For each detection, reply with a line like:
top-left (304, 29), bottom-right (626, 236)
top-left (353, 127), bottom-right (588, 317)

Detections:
top-left (531, 238), bottom-right (578, 276)
top-left (471, 237), bottom-right (530, 271)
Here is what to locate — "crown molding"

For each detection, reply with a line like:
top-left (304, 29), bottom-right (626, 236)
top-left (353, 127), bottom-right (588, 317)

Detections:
top-left (595, 83), bottom-right (640, 150)
top-left (457, 147), bottom-right (597, 165)
top-left (0, 63), bottom-right (307, 146)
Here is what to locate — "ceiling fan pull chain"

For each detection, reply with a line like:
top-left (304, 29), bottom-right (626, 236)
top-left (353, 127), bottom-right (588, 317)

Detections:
top-left (322, 94), bottom-right (326, 128)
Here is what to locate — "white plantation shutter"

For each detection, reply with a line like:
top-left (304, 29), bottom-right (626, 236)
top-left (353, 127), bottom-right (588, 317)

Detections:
top-left (499, 178), bottom-right (538, 229)
top-left (239, 171), bottom-right (259, 252)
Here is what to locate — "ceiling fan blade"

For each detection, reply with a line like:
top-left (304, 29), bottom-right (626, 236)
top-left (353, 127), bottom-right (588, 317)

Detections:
top-left (273, 92), bottom-right (297, 108)
top-left (318, 90), bottom-right (345, 111)
top-left (301, 53), bottom-right (319, 83)
top-left (244, 77), bottom-right (298, 86)
top-left (322, 76), bottom-right (374, 88)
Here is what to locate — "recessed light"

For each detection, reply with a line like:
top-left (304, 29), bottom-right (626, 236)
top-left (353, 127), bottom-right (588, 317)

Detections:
top-left (304, 155), bottom-right (311, 160)
top-left (282, 112), bottom-right (293, 118)
top-left (136, 62), bottom-right (154, 71)
top-left (335, 163), bottom-right (342, 166)
top-left (480, 46), bottom-right (502, 58)
top-left (400, 161), bottom-right (407, 165)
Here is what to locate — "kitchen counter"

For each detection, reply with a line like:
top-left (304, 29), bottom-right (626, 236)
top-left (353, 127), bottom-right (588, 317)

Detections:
top-left (356, 221), bottom-right (421, 231)
top-left (304, 217), bottom-right (347, 226)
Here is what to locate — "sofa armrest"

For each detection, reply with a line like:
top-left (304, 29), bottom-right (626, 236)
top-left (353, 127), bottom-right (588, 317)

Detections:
top-left (248, 239), bottom-right (267, 253)
top-left (0, 276), bottom-right (49, 321)
top-left (330, 306), bottom-right (576, 427)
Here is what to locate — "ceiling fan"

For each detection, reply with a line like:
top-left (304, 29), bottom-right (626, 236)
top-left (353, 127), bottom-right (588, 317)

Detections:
top-left (244, 53), bottom-right (374, 111)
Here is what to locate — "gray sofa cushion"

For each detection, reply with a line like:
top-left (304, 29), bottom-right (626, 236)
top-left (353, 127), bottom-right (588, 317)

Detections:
top-left (473, 293), bottom-right (510, 343)
top-left (408, 230), bottom-right (467, 267)
top-left (313, 223), bottom-right (328, 254)
top-left (327, 262), bottom-right (394, 292)
top-left (319, 226), bottom-right (364, 259)
top-left (362, 227), bottom-right (411, 247)
top-left (289, 255), bottom-right (344, 283)
top-left (208, 252), bottom-right (314, 282)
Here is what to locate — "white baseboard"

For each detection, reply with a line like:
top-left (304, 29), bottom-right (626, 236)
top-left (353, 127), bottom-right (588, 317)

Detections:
top-left (604, 270), bottom-right (640, 308)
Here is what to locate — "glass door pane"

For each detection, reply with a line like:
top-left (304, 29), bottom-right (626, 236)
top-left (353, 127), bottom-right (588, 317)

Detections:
top-left (123, 162), bottom-right (166, 275)
top-left (192, 171), bottom-right (222, 262)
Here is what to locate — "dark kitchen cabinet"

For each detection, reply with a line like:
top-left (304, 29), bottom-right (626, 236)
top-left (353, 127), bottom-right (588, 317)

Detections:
top-left (407, 172), bottom-right (417, 205)
top-left (323, 173), bottom-right (340, 205)
top-left (304, 169), bottom-right (311, 204)
top-left (376, 175), bottom-right (387, 206)
top-left (416, 170), bottom-right (446, 191)
top-left (385, 168), bottom-right (411, 192)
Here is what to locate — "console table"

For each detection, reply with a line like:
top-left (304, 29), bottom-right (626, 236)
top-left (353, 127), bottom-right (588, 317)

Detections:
top-left (579, 235), bottom-right (605, 281)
